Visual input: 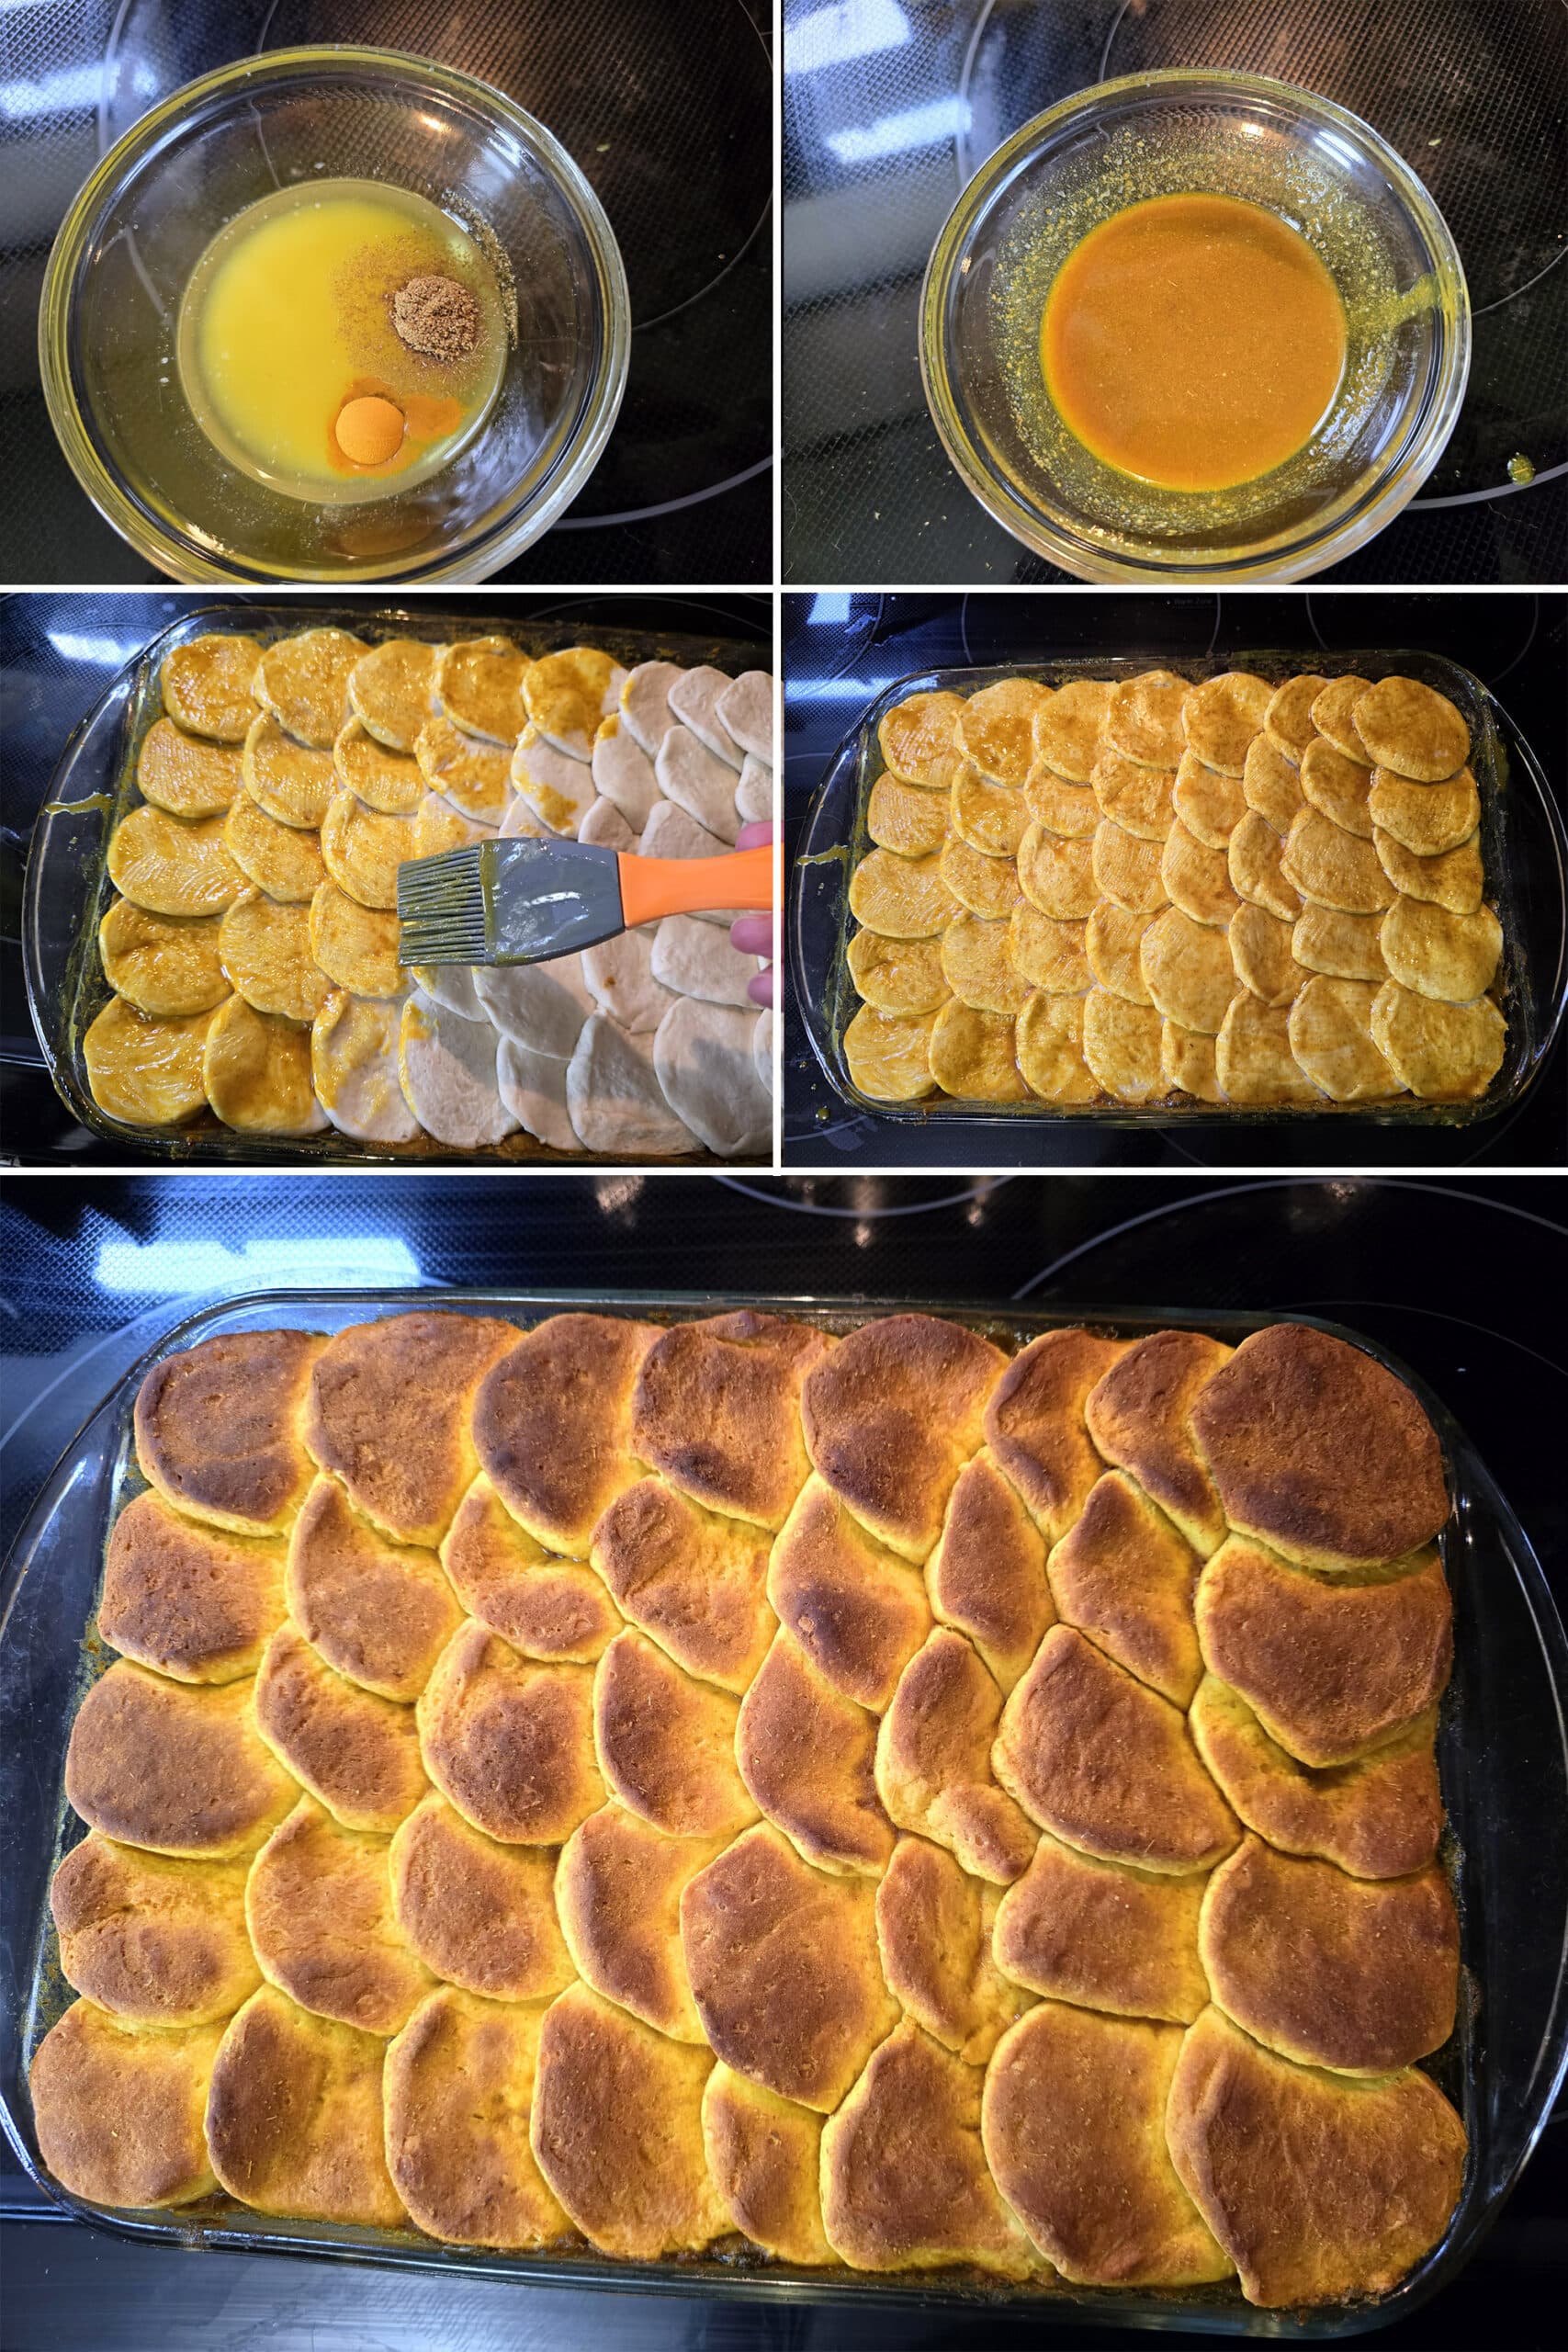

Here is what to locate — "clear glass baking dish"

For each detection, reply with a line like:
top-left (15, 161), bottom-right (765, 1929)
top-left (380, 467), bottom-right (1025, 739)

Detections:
top-left (919, 72), bottom-right (1470, 583)
top-left (22, 602), bottom-right (769, 1166)
top-left (38, 49), bottom-right (629, 585)
top-left (1, 1288), bottom-right (1564, 2338)
top-left (791, 650), bottom-right (1568, 1130)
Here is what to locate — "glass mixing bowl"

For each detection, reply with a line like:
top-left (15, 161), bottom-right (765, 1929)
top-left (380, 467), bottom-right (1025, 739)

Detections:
top-left (39, 47), bottom-right (630, 583)
top-left (920, 71), bottom-right (1470, 582)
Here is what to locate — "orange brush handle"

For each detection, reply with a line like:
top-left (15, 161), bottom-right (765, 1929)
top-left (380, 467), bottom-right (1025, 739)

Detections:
top-left (616, 843), bottom-right (773, 928)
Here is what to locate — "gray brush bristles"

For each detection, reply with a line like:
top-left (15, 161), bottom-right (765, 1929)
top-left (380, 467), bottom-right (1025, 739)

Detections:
top-left (396, 842), bottom-right (491, 962)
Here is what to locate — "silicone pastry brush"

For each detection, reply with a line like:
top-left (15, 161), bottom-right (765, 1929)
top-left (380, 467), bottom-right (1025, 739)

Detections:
top-left (396, 837), bottom-right (773, 967)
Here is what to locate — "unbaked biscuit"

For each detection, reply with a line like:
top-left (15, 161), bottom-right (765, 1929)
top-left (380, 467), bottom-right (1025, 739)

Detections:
top-left (333, 717), bottom-right (423, 816)
top-left (874, 1837), bottom-right (1028, 2062)
top-left (938, 833), bottom-right (1024, 919)
top-left (1032, 678), bottom-right (1112, 783)
top-left (993, 1625), bottom-right (1237, 1872)
top-left (1106, 671), bottom-right (1187, 767)
top-left (1227, 808), bottom-right (1301, 922)
top-left (137, 718), bottom-right (243, 819)
top-left (985, 1327), bottom-right (1129, 1544)
top-left (469, 1311), bottom-right (656, 1556)
top-left (163, 634), bottom-right (263, 742)
top-left (556, 1800), bottom-right (721, 2038)
top-left (99, 1489), bottom-right (285, 1682)
top-left (253, 630), bottom-right (366, 749)
top-left (255, 1623), bottom-right (427, 1833)
top-left (222, 796), bottom-right (325, 903)
top-left (1163, 819), bottom-right (1240, 925)
top-left (984, 2003), bottom-right (1231, 2287)
top-left (849, 846), bottom-right (954, 936)
top-left (1091, 745), bottom-right (1176, 840)
top-left (1263, 673), bottom-right (1330, 763)
top-left (97, 899), bottom-right (228, 1019)
top-left (1139, 907), bottom-right (1235, 1034)
top-left (1160, 1023), bottom-right (1222, 1101)
top-left (1299, 738), bottom-right (1372, 837)
top-left (594, 1628), bottom-right (758, 1838)
top-left (928, 1001), bottom-right (1027, 1100)
top-left (1370, 979), bottom-right (1506, 1099)
top-left (1094, 819), bottom-right (1170, 913)
top-left (206, 1984), bottom-right (404, 2226)
top-left (874, 1627), bottom-right (1036, 1883)
top-left (1309, 675), bottom-right (1373, 759)
top-left (109, 804), bottom-right (245, 918)
top-left (1182, 673), bottom-right (1272, 773)
top-left (1350, 676), bottom-right (1469, 780)
top-left (592, 1475), bottom-right (774, 1690)
top-left (1017, 989), bottom-right (1099, 1102)
top-left (389, 1791), bottom-right (573, 2000)
top-left (952, 763), bottom-right (1030, 857)
top-left (1084, 1329), bottom-right (1233, 1557)
top-left (1085, 901), bottom-right (1153, 1001)
top-left (414, 715), bottom-right (513, 815)
top-left (735, 1628), bottom-right (893, 1877)
top-left (1229, 902), bottom-right (1305, 1007)
top-left (1010, 905), bottom-right (1090, 991)
top-left (347, 638), bottom-right (436, 752)
top-left (203, 996), bottom-right (329, 1136)
top-left (926, 1448), bottom-right (1054, 1693)
top-left (1369, 767), bottom-right (1480, 857)
top-left (867, 771), bottom-right (948, 856)
top-left (1172, 751), bottom-right (1247, 847)
top-left (1024, 764), bottom-right (1100, 836)
top-left (955, 676), bottom-right (1051, 786)
top-left (702, 2064), bottom-right (831, 2264)
top-left (941, 910), bottom-right (1032, 1015)
top-left (286, 1475), bottom-right (461, 1702)
top-left (320, 789), bottom-right (412, 910)
top-left (1046, 1471), bottom-right (1202, 1707)
top-left (1286, 976), bottom-right (1400, 1101)
top-left (435, 638), bottom-right (531, 744)
top-left (385, 1985), bottom-right (565, 2246)
top-left (768, 1474), bottom-right (931, 1711)
top-left (135, 1329), bottom-right (322, 1536)
top-left (310, 1310), bottom-right (515, 1547)
top-left (1213, 992), bottom-right (1321, 1104)
top-left (877, 691), bottom-right (967, 790)
top-left (843, 1003), bottom-right (939, 1099)
top-left (1381, 896), bottom-right (1501, 1002)
top-left (30, 1999), bottom-right (222, 2209)
top-left (242, 711), bottom-right (335, 829)
top-left (51, 1835), bottom-right (259, 2026)
top-left (218, 891), bottom-right (333, 1024)
top-left (245, 1795), bottom-right (433, 2033)
top-left (417, 1621), bottom-right (601, 1844)
top-left (992, 1827), bottom-right (1209, 2023)
top-left (1081, 986), bottom-right (1164, 1101)
top-left (1019, 821), bottom-right (1099, 918)
top-left (1241, 731), bottom-right (1306, 832)
top-left (1292, 903), bottom-right (1386, 982)
top-left (846, 927), bottom-right (950, 1014)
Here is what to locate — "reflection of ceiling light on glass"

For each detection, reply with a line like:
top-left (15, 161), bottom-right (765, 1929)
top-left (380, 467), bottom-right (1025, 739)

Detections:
top-left (48, 631), bottom-right (128, 664)
top-left (789, 1), bottom-right (911, 74)
top-left (95, 1238), bottom-right (422, 1293)
top-left (0, 62), bottom-right (102, 120)
top-left (828, 96), bottom-right (970, 165)
top-left (1314, 129), bottom-right (1359, 170)
top-left (807, 593), bottom-right (852, 623)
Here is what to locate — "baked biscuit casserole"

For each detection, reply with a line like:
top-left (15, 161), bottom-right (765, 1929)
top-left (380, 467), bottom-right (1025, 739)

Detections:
top-left (30, 1309), bottom-right (1467, 2309)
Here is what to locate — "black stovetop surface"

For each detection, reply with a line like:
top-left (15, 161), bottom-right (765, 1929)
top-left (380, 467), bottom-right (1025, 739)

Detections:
top-left (782, 591), bottom-right (1568, 1168)
top-left (0, 0), bottom-right (771, 586)
top-left (1, 1171), bottom-right (1565, 2347)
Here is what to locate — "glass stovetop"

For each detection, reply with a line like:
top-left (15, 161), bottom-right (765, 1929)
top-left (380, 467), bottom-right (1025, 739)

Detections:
top-left (2, 1172), bottom-right (1566, 2352)
top-left (782, 0), bottom-right (1568, 585)
top-left (781, 589), bottom-right (1568, 1168)
top-left (0, 0), bottom-right (772, 584)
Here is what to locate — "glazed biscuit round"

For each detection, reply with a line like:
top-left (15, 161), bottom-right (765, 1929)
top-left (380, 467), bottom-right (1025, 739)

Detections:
top-left (736, 1626), bottom-right (894, 1877)
top-left (1288, 976), bottom-right (1401, 1101)
top-left (1292, 902), bottom-right (1387, 982)
top-left (592, 1476), bottom-right (774, 1689)
top-left (253, 629), bottom-right (366, 749)
top-left (1163, 819), bottom-right (1240, 925)
top-left (1213, 992), bottom-right (1320, 1104)
top-left (1281, 808), bottom-right (1394, 914)
top-left (1309, 674), bottom-right (1374, 759)
top-left (205, 1985), bottom-right (405, 2226)
top-left (320, 789), bottom-right (412, 910)
top-left (65, 1661), bottom-right (296, 1857)
top-left (594, 1627), bottom-right (758, 1838)
top-left (1106, 670), bottom-right (1188, 767)
top-left (1095, 819), bottom-right (1170, 913)
top-left (389, 1791), bottom-right (574, 2000)
top-left (203, 995), bottom-right (327, 1134)
top-left (1373, 826), bottom-right (1483, 914)
top-left (1015, 988), bottom-right (1098, 1102)
top-left (1046, 1470), bottom-right (1203, 1708)
top-left (310, 1309), bottom-right (516, 1547)
top-left (1015, 820), bottom-right (1095, 919)
top-left (702, 2064), bottom-right (832, 2264)
top-left (992, 1828), bottom-right (1210, 2024)
top-left (928, 1000), bottom-right (1027, 1099)
top-left (1172, 751), bottom-right (1247, 848)
top-left (1091, 745), bottom-right (1176, 841)
top-left (134, 1327), bottom-right (321, 1534)
top-left (524, 646), bottom-right (623, 758)
top-left (219, 892), bottom-right (333, 1024)
top-left (1242, 731), bottom-right (1306, 833)
top-left (823, 2020), bottom-right (1039, 2278)
top-left (1032, 677), bottom-right (1112, 783)
top-left (1368, 766), bottom-right (1479, 857)
top-left (846, 927), bottom-right (949, 1014)
top-left (939, 832), bottom-right (1023, 918)
top-left (984, 2003), bottom-right (1232, 2288)
top-left (108, 804), bottom-right (244, 918)
top-left (1381, 897), bottom-right (1502, 1003)
top-left (162, 634), bottom-right (262, 742)
top-left (1229, 902), bottom-right (1305, 1007)
top-left (993, 1625), bottom-right (1238, 1873)
top-left (631, 1308), bottom-right (829, 1534)
top-left (952, 763), bottom-right (1029, 857)
top-left (255, 1622), bottom-right (428, 1833)
top-left (1370, 979), bottom-right (1506, 1100)
top-left (877, 690), bottom-right (967, 790)
top-left (333, 717), bottom-right (423, 815)
top-left (767, 1475), bottom-right (931, 1713)
top-left (556, 1801), bottom-right (721, 2039)
top-left (1299, 738), bottom-right (1373, 838)
top-left (954, 676), bottom-right (1051, 786)
top-left (530, 1982), bottom-right (725, 2258)
top-left (347, 638), bottom-right (436, 752)
top-left (1190, 1677), bottom-right (1443, 1881)
top-left (83, 998), bottom-right (215, 1125)
top-left (1139, 907), bottom-right (1235, 1035)
top-left (941, 911), bottom-right (1032, 1015)
top-left (866, 771), bottom-right (949, 855)
top-left (99, 899), bottom-right (229, 1017)
top-left (844, 1003), bottom-right (939, 1099)
top-left (415, 714), bottom-right (513, 813)
top-left (1010, 904), bottom-right (1090, 991)
top-left (51, 1834), bottom-right (260, 2026)
top-left (436, 638), bottom-right (531, 744)
top-left (1025, 763), bottom-right (1100, 836)
top-left (287, 1475), bottom-right (463, 1702)
top-left (385, 1985), bottom-right (566, 2248)
top-left (222, 795), bottom-right (326, 901)
top-left (927, 1450), bottom-right (1054, 1695)
top-left (1228, 808), bottom-right (1301, 922)
top-left (1085, 1327), bottom-right (1234, 1559)
top-left (1085, 901), bottom-right (1153, 1001)
top-left (312, 992), bottom-right (422, 1145)
top-left (1161, 1023), bottom-right (1222, 1100)
top-left (1350, 676), bottom-right (1470, 780)
top-left (984, 1325), bottom-right (1131, 1545)
top-left (100, 1488), bottom-right (286, 1681)
top-left (874, 1626), bottom-right (1037, 1883)
top-left (416, 1622), bottom-right (602, 1845)
top-left (245, 1795), bottom-right (434, 2033)
top-left (30, 1999), bottom-right (222, 2209)
top-left (849, 845), bottom-right (953, 936)
top-left (1182, 673), bottom-right (1273, 774)
top-left (242, 711), bottom-right (335, 829)
top-left (875, 1837), bottom-right (1029, 2061)
top-left (1166, 2004), bottom-right (1465, 2308)
top-left (441, 1476), bottom-right (620, 1661)
top-left (308, 880), bottom-right (403, 998)
top-left (1262, 673), bottom-right (1329, 763)
top-left (1081, 986), bottom-right (1164, 1102)
top-left (137, 718), bottom-right (243, 818)
top-left (1190, 1322), bottom-right (1449, 1574)
top-left (682, 1824), bottom-right (898, 2112)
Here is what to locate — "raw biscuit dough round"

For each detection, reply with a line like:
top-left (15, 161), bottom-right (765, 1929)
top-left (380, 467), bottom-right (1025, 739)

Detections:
top-left (1292, 905), bottom-right (1387, 982)
top-left (928, 1001), bottom-right (1027, 1100)
top-left (955, 678), bottom-right (1051, 787)
top-left (1227, 810), bottom-right (1302, 923)
top-left (1163, 820), bottom-right (1240, 926)
top-left (657, 726), bottom-right (741, 844)
top-left (1172, 752), bottom-right (1247, 849)
top-left (496, 1037), bottom-right (582, 1152)
top-left (567, 1016), bottom-right (697, 1155)
top-left (473, 956), bottom-right (596, 1057)
top-left (321, 793), bottom-right (414, 911)
top-left (252, 629), bottom-right (366, 749)
top-left (412, 964), bottom-right (485, 1021)
top-left (219, 892), bottom-right (333, 1024)
top-left (847, 929), bottom-right (950, 1015)
top-left (1242, 734), bottom-right (1306, 834)
top-left (162, 635), bottom-right (262, 742)
top-left (333, 719), bottom-right (423, 817)
top-left (1287, 978), bottom-right (1402, 1102)
top-left (1373, 829), bottom-right (1483, 915)
top-left (347, 638), bottom-right (436, 752)
top-left (1084, 902), bottom-right (1153, 1003)
top-left (513, 729), bottom-right (594, 836)
top-left (1213, 994), bottom-right (1320, 1104)
top-left (1094, 820), bottom-right (1169, 915)
top-left (415, 718), bottom-right (513, 817)
top-left (1139, 908), bottom-right (1236, 1034)
top-left (136, 720), bottom-right (243, 819)
top-left (1380, 898), bottom-right (1502, 1003)
top-left (398, 990), bottom-right (520, 1148)
top-left (620, 662), bottom-right (685, 756)
top-left (1091, 746), bottom-right (1176, 841)
top-left (1351, 678), bottom-right (1470, 781)
top-left (222, 798), bottom-right (324, 903)
top-left (1262, 674), bottom-right (1328, 764)
top-left (583, 930), bottom-right (681, 1034)
top-left (1181, 673), bottom-right (1273, 774)
top-left (203, 996), bottom-right (328, 1134)
top-left (941, 836), bottom-right (1022, 921)
top-left (1309, 676), bottom-right (1374, 760)
top-left (578, 797), bottom-right (639, 853)
top-left (844, 1005), bottom-right (940, 1101)
top-left (1017, 989), bottom-right (1098, 1102)
top-left (736, 753), bottom-right (773, 827)
top-left (716, 671), bottom-right (774, 764)
top-left (311, 994), bottom-right (423, 1143)
top-left (1367, 769), bottom-right (1479, 858)
top-left (99, 900), bottom-right (228, 1017)
top-left (1161, 1023), bottom-right (1222, 1102)
top-left (592, 718), bottom-right (660, 830)
top-left (652, 914), bottom-right (762, 1008)
top-left (654, 998), bottom-right (772, 1156)
top-left (941, 913), bottom-right (1032, 1016)
top-left (868, 774), bottom-right (949, 857)
top-left (1032, 679), bottom-right (1112, 784)
top-left (751, 1009), bottom-right (773, 1099)
top-left (413, 794), bottom-right (497, 863)
top-left (1299, 740), bottom-right (1373, 839)
top-left (1106, 671), bottom-right (1188, 768)
top-left (667, 666), bottom-right (743, 769)
top-left (877, 692), bottom-right (967, 791)
top-left (1025, 766), bottom-right (1100, 838)
top-left (1010, 906), bottom-right (1090, 993)
top-left (1081, 987), bottom-right (1164, 1102)
top-left (1228, 904), bottom-right (1304, 1007)
top-left (1369, 982), bottom-right (1506, 1101)
top-left (435, 638), bottom-right (531, 744)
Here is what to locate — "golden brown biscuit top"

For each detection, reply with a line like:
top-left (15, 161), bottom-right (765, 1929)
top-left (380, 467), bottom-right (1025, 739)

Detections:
top-left (134, 1328), bottom-right (323, 1534)
top-left (926, 1449), bottom-right (1055, 1693)
top-left (204, 1984), bottom-right (406, 2227)
top-left (991, 1826), bottom-right (1210, 2024)
top-left (766, 1475), bottom-right (931, 1712)
top-left (416, 1620), bottom-right (601, 1846)
top-left (734, 1628), bottom-right (894, 1877)
top-left (65, 1661), bottom-right (296, 1859)
top-left (472, 1313), bottom-right (660, 1556)
top-left (306, 1312), bottom-right (516, 1547)
top-left (286, 1475), bottom-right (463, 1702)
top-left (593, 1627), bottom-right (757, 1838)
top-left (28, 1997), bottom-right (223, 2211)
top-left (384, 1985), bottom-right (565, 2251)
top-left (99, 1490), bottom-right (286, 1683)
top-left (254, 1623), bottom-right (428, 1835)
top-left (555, 1801), bottom-right (721, 2041)
top-left (1083, 1329), bottom-right (1234, 1555)
top-left (1045, 1471), bottom-right (1203, 1709)
top-left (50, 1833), bottom-right (259, 2027)
top-left (389, 1792), bottom-right (572, 2002)
top-left (874, 1835), bottom-right (1026, 2064)
top-left (983, 1327), bottom-right (1131, 1542)
top-left (701, 2064), bottom-right (831, 2265)
top-left (244, 1797), bottom-right (433, 2035)
top-left (631, 1311), bottom-right (829, 1530)
top-left (591, 1476), bottom-right (774, 1692)
top-left (441, 1475), bottom-right (621, 1660)
top-left (876, 1626), bottom-right (1038, 1885)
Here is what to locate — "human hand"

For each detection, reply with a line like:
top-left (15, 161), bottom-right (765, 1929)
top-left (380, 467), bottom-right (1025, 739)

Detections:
top-left (731, 820), bottom-right (776, 1009)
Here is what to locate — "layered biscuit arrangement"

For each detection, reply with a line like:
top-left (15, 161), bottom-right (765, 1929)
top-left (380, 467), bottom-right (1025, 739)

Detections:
top-left (842, 669), bottom-right (1506, 1110)
top-left (31, 1308), bottom-right (1468, 2311)
top-left (85, 629), bottom-right (775, 1157)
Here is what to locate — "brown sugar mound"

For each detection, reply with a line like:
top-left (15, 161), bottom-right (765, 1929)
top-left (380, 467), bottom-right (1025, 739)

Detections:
top-left (393, 274), bottom-right (481, 359)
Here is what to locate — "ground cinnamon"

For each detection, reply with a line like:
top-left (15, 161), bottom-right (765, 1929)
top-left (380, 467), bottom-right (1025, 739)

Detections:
top-left (392, 273), bottom-right (481, 360)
